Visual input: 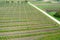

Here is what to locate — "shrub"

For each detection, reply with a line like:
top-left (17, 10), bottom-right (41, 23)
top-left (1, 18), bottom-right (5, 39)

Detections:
top-left (17, 1), bottom-right (19, 3)
top-left (54, 10), bottom-right (60, 17)
top-left (25, 0), bottom-right (28, 3)
top-left (11, 1), bottom-right (14, 3)
top-left (6, 1), bottom-right (9, 3)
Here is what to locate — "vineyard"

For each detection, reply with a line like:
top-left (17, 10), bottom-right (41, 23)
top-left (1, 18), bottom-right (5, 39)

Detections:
top-left (31, 1), bottom-right (60, 21)
top-left (0, 1), bottom-right (60, 40)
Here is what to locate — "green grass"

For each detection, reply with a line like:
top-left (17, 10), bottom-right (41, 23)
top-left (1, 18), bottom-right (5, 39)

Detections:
top-left (48, 12), bottom-right (60, 21)
top-left (37, 33), bottom-right (60, 40)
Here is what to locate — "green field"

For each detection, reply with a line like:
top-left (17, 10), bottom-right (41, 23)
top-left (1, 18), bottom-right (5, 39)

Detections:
top-left (0, 1), bottom-right (60, 40)
top-left (31, 1), bottom-right (60, 21)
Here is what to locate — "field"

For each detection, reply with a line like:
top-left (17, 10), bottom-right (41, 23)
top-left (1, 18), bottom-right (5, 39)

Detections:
top-left (31, 1), bottom-right (60, 21)
top-left (0, 1), bottom-right (60, 40)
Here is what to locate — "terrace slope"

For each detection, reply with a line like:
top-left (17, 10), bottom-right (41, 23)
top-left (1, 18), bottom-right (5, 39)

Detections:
top-left (0, 2), bottom-right (60, 40)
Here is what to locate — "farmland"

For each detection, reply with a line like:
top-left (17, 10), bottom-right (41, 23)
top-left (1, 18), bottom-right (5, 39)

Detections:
top-left (0, 1), bottom-right (60, 40)
top-left (31, 1), bottom-right (60, 21)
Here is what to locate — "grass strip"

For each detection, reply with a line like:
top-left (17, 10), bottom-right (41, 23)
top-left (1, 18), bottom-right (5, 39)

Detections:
top-left (0, 30), bottom-right (60, 39)
top-left (0, 23), bottom-right (58, 28)
top-left (0, 26), bottom-right (59, 33)
top-left (37, 33), bottom-right (60, 40)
